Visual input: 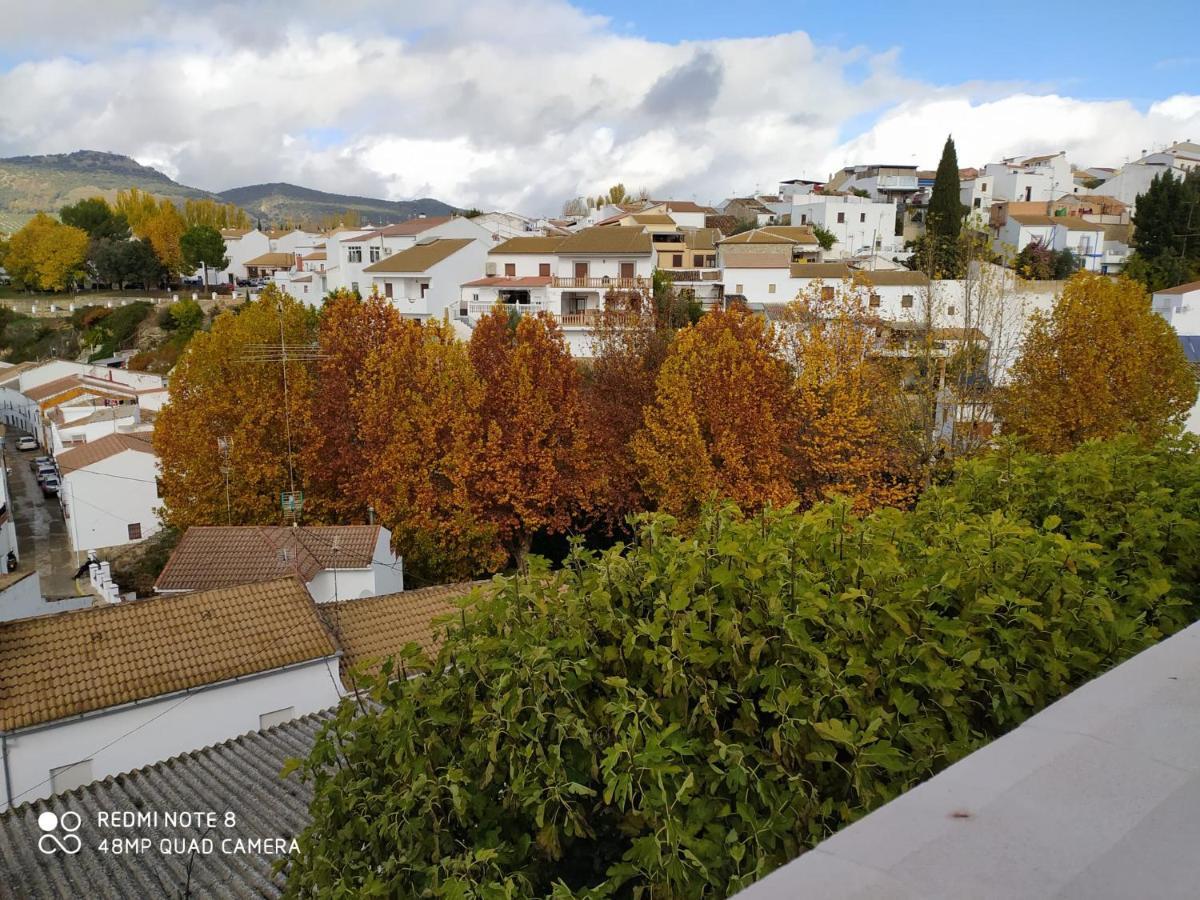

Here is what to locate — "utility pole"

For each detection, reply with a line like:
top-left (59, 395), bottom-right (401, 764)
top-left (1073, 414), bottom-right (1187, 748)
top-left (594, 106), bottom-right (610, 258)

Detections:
top-left (217, 436), bottom-right (232, 525)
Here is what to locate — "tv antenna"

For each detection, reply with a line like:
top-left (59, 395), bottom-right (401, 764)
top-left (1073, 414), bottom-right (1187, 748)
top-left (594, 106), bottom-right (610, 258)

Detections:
top-left (242, 298), bottom-right (325, 524)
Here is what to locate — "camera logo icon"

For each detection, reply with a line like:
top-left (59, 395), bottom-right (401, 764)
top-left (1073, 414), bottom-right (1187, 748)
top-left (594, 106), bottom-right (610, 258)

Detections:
top-left (37, 811), bottom-right (82, 855)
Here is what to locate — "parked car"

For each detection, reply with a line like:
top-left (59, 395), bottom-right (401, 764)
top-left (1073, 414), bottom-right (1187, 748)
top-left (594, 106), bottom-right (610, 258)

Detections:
top-left (41, 476), bottom-right (60, 498)
top-left (36, 465), bottom-right (57, 484)
top-left (16, 436), bottom-right (37, 451)
top-left (181, 274), bottom-right (203, 286)
top-left (29, 455), bottom-right (54, 471)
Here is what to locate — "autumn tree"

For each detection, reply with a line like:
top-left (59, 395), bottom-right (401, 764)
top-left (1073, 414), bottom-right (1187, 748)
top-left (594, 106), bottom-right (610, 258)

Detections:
top-left (142, 202), bottom-right (187, 277)
top-left (355, 317), bottom-right (501, 579)
top-left (779, 279), bottom-right (913, 510)
top-left (182, 198), bottom-right (251, 230)
top-left (998, 272), bottom-right (1196, 452)
top-left (581, 292), bottom-right (672, 528)
top-left (468, 308), bottom-right (593, 568)
top-left (300, 290), bottom-right (404, 522)
top-left (113, 188), bottom-right (162, 234)
top-left (634, 306), bottom-right (797, 521)
top-left (155, 285), bottom-right (318, 528)
top-left (3, 213), bottom-right (89, 291)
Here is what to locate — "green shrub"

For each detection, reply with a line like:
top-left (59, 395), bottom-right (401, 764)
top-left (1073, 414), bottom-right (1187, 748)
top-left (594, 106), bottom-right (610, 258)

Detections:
top-left (287, 437), bottom-right (1200, 898)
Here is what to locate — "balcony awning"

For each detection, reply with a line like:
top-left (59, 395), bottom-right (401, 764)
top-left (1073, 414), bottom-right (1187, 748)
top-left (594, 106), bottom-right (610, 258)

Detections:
top-left (462, 276), bottom-right (553, 287)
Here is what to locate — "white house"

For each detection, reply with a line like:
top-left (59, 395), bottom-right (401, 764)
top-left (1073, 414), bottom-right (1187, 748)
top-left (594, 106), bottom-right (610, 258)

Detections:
top-left (216, 228), bottom-right (271, 284)
top-left (361, 237), bottom-right (486, 319)
top-left (153, 524), bottom-right (404, 602)
top-left (992, 213), bottom-right (1105, 269)
top-left (460, 227), bottom-right (655, 355)
top-left (981, 151), bottom-right (1075, 204)
top-left (57, 432), bottom-right (160, 553)
top-left (1094, 141), bottom-right (1200, 209)
top-left (1152, 279), bottom-right (1200, 434)
top-left (790, 195), bottom-right (900, 258)
top-left (330, 216), bottom-right (489, 296)
top-left (0, 577), bottom-right (343, 807)
top-left (717, 226), bottom-right (825, 304)
top-left (825, 164), bottom-right (919, 205)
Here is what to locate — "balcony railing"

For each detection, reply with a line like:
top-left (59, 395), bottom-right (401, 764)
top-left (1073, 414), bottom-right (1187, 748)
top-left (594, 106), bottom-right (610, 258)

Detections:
top-left (465, 301), bottom-right (643, 329)
top-left (552, 276), bottom-right (650, 290)
top-left (661, 268), bottom-right (722, 282)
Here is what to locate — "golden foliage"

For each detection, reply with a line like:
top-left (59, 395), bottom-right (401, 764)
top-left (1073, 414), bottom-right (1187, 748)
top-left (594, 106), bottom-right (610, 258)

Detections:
top-left (182, 198), bottom-right (251, 230)
top-left (3, 213), bottom-right (89, 291)
top-left (998, 273), bottom-right (1197, 452)
top-left (154, 285), bottom-right (318, 528)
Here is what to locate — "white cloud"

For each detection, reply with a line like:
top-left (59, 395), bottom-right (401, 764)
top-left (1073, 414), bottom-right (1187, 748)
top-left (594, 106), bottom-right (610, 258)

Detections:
top-left (1, 0), bottom-right (1198, 215)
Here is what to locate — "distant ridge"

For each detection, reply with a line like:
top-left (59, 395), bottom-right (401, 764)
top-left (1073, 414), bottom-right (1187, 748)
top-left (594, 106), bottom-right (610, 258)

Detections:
top-left (0, 150), bottom-right (458, 233)
top-left (218, 182), bottom-right (458, 227)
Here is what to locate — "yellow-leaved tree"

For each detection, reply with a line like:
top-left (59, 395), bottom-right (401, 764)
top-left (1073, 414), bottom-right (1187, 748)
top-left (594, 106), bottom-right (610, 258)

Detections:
top-left (3, 213), bottom-right (89, 290)
top-left (154, 285), bottom-right (318, 528)
top-left (998, 272), bottom-right (1196, 452)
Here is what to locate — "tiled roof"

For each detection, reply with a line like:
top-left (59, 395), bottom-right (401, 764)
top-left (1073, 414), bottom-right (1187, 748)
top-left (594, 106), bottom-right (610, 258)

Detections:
top-left (56, 432), bottom-right (154, 475)
top-left (856, 269), bottom-right (930, 286)
top-left (685, 228), bottom-right (720, 252)
top-left (718, 226), bottom-right (818, 246)
top-left (244, 252), bottom-right (296, 268)
top-left (362, 238), bottom-right (474, 274)
top-left (661, 200), bottom-right (715, 214)
top-left (155, 525), bottom-right (383, 592)
top-left (722, 250), bottom-right (793, 269)
top-left (556, 227), bottom-right (653, 255)
top-left (0, 710), bottom-right (330, 897)
top-left (788, 262), bottom-right (856, 279)
top-left (219, 227), bottom-right (253, 238)
top-left (490, 236), bottom-right (567, 254)
top-left (1157, 280), bottom-right (1200, 296)
top-left (320, 581), bottom-right (482, 682)
top-left (705, 214), bottom-right (740, 234)
top-left (0, 577), bottom-right (337, 732)
top-left (461, 276), bottom-right (553, 287)
top-left (341, 217), bottom-right (453, 242)
top-left (629, 213), bottom-right (676, 226)
top-left (1009, 214), bottom-right (1103, 231)
top-left (23, 376), bottom-right (87, 403)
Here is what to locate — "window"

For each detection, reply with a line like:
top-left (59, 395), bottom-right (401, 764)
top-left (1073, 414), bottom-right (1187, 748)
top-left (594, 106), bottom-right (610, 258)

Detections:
top-left (860, 213), bottom-right (866, 223)
top-left (539, 263), bottom-right (551, 277)
top-left (384, 282), bottom-right (393, 299)
top-left (800, 214), bottom-right (807, 224)
top-left (821, 286), bottom-right (835, 301)
top-left (50, 759), bottom-right (93, 794)
top-left (420, 282), bottom-right (429, 298)
top-left (735, 284), bottom-right (743, 294)
top-left (980, 183), bottom-right (987, 192)
top-left (672, 254), bottom-right (683, 267)
top-left (155, 477), bottom-right (163, 499)
top-left (369, 246), bottom-right (381, 263)
top-left (693, 254), bottom-right (704, 267)
top-left (974, 198), bottom-right (981, 208)
top-left (127, 523), bottom-right (142, 540)
top-left (767, 283), bottom-right (777, 294)
top-left (947, 305), bottom-right (956, 316)
top-left (837, 212), bottom-right (845, 224)
top-left (574, 262), bottom-right (589, 279)
top-left (869, 293), bottom-right (881, 308)
top-left (351, 282), bottom-right (359, 295)
top-left (902, 294), bottom-right (914, 309)
top-left (347, 247), bottom-right (362, 263)
top-left (260, 707), bottom-right (296, 729)
top-left (504, 263), bottom-right (516, 276)
top-left (620, 262), bottom-right (636, 279)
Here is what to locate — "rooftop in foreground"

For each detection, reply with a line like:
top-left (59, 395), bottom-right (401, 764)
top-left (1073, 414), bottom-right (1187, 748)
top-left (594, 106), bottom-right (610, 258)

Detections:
top-left (737, 618), bottom-right (1200, 900)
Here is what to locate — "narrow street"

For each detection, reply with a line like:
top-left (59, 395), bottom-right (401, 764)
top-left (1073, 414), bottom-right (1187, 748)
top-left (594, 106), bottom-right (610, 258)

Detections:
top-left (2, 429), bottom-right (80, 598)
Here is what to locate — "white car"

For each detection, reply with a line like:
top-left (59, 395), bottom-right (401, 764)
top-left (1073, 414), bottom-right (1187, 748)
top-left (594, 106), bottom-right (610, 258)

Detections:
top-left (16, 436), bottom-right (37, 451)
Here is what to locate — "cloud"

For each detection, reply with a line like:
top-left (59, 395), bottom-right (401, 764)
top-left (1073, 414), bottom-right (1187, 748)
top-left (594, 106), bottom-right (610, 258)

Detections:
top-left (1, 0), bottom-right (1199, 215)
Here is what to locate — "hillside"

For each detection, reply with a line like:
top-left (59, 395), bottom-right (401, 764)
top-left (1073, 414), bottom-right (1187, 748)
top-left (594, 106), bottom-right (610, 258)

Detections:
top-left (218, 182), bottom-right (457, 227)
top-left (0, 150), bottom-right (220, 233)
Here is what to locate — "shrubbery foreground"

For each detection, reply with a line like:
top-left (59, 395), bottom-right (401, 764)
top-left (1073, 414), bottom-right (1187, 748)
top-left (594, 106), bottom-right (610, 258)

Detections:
top-left (285, 436), bottom-right (1200, 898)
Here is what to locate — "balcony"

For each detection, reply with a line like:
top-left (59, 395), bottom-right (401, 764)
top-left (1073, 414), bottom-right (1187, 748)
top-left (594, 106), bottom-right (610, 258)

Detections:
top-left (465, 301), bottom-right (643, 329)
top-left (661, 268), bottom-right (722, 282)
top-left (551, 276), bottom-right (650, 290)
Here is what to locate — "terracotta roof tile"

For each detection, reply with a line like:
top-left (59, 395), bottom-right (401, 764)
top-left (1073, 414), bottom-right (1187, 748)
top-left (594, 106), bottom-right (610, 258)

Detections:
top-left (0, 577), bottom-right (336, 732)
top-left (155, 525), bottom-right (383, 593)
top-left (362, 238), bottom-right (474, 274)
top-left (556, 227), bottom-right (652, 255)
top-left (243, 252), bottom-right (296, 268)
top-left (321, 582), bottom-right (484, 681)
top-left (56, 432), bottom-right (154, 475)
top-left (490, 236), bottom-right (567, 254)
top-left (340, 217), bottom-right (453, 243)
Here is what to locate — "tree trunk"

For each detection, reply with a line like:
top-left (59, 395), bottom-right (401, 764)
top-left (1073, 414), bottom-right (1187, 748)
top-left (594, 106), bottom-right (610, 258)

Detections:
top-left (514, 531), bottom-right (533, 574)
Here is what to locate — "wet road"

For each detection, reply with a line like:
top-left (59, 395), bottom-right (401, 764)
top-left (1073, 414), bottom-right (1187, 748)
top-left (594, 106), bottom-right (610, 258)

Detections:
top-left (3, 431), bottom-right (79, 598)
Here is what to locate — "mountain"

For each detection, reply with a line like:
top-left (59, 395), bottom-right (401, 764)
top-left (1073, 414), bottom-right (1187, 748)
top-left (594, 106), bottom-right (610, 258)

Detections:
top-left (0, 150), bottom-right (459, 234)
top-left (218, 182), bottom-right (458, 227)
top-left (0, 150), bottom-right (220, 232)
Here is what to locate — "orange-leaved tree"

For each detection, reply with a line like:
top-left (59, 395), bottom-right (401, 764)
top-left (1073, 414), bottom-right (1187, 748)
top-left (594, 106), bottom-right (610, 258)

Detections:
top-left (634, 305), bottom-right (797, 521)
top-left (780, 278), bottom-right (914, 511)
top-left (467, 308), bottom-right (594, 569)
top-left (581, 292), bottom-right (672, 530)
top-left (998, 272), bottom-right (1196, 452)
top-left (302, 290), bottom-right (404, 522)
top-left (155, 285), bottom-right (318, 528)
top-left (355, 317), bottom-right (501, 581)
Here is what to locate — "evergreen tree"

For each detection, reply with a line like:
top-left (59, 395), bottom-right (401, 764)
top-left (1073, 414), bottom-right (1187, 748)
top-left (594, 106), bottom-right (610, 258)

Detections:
top-left (1125, 170), bottom-right (1200, 291)
top-left (928, 135), bottom-right (964, 241)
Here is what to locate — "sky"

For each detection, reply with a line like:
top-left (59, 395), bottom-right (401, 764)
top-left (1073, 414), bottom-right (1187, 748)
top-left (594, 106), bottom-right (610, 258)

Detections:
top-left (0, 0), bottom-right (1198, 215)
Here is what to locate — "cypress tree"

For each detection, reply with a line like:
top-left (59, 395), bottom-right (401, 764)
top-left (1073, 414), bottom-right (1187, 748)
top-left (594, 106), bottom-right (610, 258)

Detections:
top-left (928, 135), bottom-right (964, 240)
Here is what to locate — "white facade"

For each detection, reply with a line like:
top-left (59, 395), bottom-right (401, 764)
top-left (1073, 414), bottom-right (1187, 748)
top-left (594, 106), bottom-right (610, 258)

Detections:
top-left (61, 444), bottom-right (161, 553)
top-left (0, 657), bottom-right (342, 806)
top-left (791, 196), bottom-right (900, 258)
top-left (306, 531), bottom-right (405, 603)
top-left (217, 229), bottom-right (271, 283)
top-left (369, 239), bottom-right (488, 320)
top-left (0, 573), bottom-right (91, 624)
top-left (982, 152), bottom-right (1074, 204)
top-left (333, 217), bottom-right (489, 295)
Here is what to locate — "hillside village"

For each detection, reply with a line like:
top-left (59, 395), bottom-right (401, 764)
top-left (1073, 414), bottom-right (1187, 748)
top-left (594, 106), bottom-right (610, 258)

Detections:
top-left (0, 130), bottom-right (1199, 899)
